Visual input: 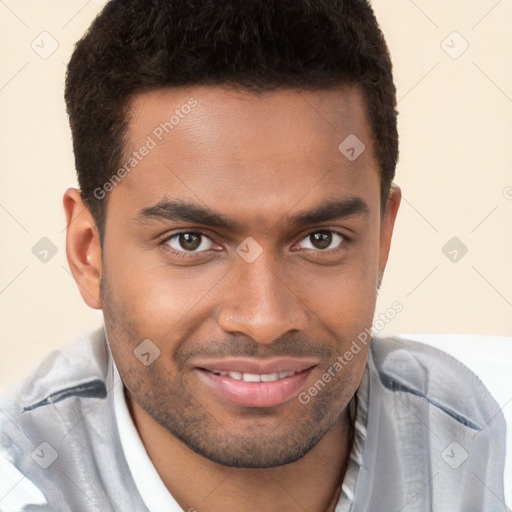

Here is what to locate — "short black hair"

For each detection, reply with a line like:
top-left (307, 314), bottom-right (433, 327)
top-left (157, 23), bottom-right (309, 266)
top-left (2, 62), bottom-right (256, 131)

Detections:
top-left (65, 0), bottom-right (399, 238)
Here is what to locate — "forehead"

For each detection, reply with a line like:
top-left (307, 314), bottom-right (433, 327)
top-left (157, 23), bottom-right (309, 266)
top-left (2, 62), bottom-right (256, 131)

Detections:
top-left (109, 84), bottom-right (380, 230)
top-left (126, 84), bottom-right (372, 159)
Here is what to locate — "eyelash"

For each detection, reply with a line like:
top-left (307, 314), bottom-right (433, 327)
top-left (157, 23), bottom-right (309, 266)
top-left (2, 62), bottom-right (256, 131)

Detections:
top-left (159, 229), bottom-right (351, 260)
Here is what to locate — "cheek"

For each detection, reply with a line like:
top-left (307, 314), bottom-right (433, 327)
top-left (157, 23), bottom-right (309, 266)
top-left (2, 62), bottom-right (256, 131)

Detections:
top-left (291, 234), bottom-right (380, 329)
top-left (103, 244), bottom-right (229, 342)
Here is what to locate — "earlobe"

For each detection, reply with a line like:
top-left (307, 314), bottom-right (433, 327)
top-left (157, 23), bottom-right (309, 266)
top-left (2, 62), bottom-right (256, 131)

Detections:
top-left (63, 188), bottom-right (103, 310)
top-left (378, 184), bottom-right (401, 285)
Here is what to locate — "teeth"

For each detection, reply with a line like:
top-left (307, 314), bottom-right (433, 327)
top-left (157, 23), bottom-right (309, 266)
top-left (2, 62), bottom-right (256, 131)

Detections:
top-left (242, 373), bottom-right (260, 382)
top-left (217, 371), bottom-right (296, 382)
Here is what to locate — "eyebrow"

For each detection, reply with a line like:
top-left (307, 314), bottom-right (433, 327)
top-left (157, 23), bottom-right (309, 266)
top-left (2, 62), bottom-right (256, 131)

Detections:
top-left (135, 196), bottom-right (370, 232)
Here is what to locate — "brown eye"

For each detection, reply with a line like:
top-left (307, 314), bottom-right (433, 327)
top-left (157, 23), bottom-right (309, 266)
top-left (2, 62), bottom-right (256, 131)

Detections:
top-left (178, 233), bottom-right (201, 251)
top-left (295, 230), bottom-right (346, 252)
top-left (310, 232), bottom-right (332, 250)
top-left (164, 231), bottom-right (215, 253)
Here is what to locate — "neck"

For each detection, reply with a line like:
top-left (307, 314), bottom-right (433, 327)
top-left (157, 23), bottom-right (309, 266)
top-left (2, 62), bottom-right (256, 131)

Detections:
top-left (126, 390), bottom-right (354, 512)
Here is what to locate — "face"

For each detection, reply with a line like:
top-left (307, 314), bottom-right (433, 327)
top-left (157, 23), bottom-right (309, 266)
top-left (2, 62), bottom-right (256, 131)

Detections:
top-left (95, 85), bottom-right (400, 468)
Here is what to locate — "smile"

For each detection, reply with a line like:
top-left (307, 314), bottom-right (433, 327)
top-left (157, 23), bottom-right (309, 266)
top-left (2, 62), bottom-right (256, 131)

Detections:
top-left (195, 361), bottom-right (317, 408)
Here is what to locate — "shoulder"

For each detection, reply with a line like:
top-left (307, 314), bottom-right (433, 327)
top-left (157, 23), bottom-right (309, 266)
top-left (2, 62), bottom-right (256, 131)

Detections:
top-left (0, 327), bottom-right (111, 508)
top-left (369, 335), bottom-right (503, 430)
top-left (1, 326), bottom-right (109, 418)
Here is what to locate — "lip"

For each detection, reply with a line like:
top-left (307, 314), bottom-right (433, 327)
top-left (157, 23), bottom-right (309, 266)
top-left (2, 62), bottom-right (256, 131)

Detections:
top-left (192, 357), bottom-right (319, 375)
top-left (195, 363), bottom-right (316, 408)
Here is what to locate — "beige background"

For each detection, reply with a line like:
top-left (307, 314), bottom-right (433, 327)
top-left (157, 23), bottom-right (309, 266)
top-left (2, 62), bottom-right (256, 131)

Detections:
top-left (0, 0), bottom-right (511, 388)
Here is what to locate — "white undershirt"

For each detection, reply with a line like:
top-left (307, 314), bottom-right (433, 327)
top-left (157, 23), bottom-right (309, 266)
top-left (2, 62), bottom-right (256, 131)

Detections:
top-left (113, 362), bottom-right (183, 511)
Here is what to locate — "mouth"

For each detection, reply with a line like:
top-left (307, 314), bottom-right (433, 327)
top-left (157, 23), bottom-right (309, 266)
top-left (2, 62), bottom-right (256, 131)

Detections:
top-left (193, 359), bottom-right (318, 408)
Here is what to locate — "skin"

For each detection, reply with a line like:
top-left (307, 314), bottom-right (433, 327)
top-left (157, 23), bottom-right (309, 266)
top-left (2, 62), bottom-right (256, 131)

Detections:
top-left (64, 84), bottom-right (401, 512)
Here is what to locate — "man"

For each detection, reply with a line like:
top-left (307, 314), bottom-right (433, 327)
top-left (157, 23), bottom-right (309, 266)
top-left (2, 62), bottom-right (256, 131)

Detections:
top-left (0, 0), bottom-right (507, 510)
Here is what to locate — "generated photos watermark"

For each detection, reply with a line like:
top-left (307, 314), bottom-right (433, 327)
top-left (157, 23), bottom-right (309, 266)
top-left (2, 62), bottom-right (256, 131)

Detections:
top-left (94, 97), bottom-right (198, 200)
top-left (298, 301), bottom-right (403, 405)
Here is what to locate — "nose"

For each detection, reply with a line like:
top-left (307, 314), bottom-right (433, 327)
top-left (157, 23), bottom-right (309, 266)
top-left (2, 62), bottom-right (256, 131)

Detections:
top-left (217, 253), bottom-right (309, 345)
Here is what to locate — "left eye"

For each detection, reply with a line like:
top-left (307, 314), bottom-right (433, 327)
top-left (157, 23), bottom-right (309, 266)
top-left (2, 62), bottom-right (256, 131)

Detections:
top-left (294, 230), bottom-right (346, 251)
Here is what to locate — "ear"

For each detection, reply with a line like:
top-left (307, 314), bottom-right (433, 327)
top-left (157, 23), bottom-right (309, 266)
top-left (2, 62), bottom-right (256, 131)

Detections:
top-left (378, 184), bottom-right (401, 286)
top-left (63, 188), bottom-right (102, 309)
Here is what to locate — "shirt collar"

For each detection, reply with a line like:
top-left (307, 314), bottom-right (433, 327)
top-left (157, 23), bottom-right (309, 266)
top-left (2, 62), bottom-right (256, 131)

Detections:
top-left (113, 361), bottom-right (182, 512)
